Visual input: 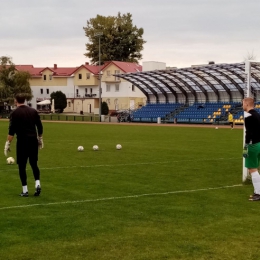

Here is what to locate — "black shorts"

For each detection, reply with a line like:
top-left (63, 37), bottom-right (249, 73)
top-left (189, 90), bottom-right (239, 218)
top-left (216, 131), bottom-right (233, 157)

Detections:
top-left (16, 138), bottom-right (38, 164)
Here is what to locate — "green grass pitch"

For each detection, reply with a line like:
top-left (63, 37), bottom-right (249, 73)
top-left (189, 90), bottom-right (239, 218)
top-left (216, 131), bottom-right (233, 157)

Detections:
top-left (0, 121), bottom-right (259, 260)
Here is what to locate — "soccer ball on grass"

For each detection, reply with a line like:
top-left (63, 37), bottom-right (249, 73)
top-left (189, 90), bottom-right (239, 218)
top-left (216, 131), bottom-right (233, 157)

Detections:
top-left (77, 146), bottom-right (84, 151)
top-left (116, 144), bottom-right (122, 150)
top-left (6, 157), bottom-right (15, 164)
top-left (93, 145), bottom-right (99, 151)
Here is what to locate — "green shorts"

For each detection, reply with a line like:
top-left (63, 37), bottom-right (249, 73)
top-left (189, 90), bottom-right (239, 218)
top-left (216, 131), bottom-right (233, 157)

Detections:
top-left (245, 142), bottom-right (260, 168)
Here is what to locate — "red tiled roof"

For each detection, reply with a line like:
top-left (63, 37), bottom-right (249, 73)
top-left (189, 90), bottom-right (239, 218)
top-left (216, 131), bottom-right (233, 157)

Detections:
top-left (15, 65), bottom-right (77, 77)
top-left (102, 61), bottom-right (142, 73)
top-left (38, 67), bottom-right (55, 73)
top-left (51, 67), bottom-right (76, 76)
top-left (72, 64), bottom-right (102, 75)
top-left (15, 65), bottom-right (44, 76)
top-left (14, 61), bottom-right (142, 77)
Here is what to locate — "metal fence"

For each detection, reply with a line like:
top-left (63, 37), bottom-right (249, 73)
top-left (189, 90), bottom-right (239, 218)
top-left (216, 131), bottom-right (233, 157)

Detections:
top-left (39, 114), bottom-right (101, 122)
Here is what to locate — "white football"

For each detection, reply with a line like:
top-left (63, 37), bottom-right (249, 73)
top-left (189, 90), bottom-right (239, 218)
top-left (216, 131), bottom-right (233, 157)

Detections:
top-left (93, 145), bottom-right (99, 151)
top-left (78, 146), bottom-right (84, 151)
top-left (6, 157), bottom-right (15, 164)
top-left (116, 144), bottom-right (122, 150)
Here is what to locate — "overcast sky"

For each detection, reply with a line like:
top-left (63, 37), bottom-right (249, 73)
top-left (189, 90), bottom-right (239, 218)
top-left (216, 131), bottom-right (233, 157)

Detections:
top-left (1, 0), bottom-right (259, 68)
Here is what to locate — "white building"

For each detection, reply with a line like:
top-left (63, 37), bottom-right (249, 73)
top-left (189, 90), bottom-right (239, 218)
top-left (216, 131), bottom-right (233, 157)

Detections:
top-left (15, 61), bottom-right (147, 114)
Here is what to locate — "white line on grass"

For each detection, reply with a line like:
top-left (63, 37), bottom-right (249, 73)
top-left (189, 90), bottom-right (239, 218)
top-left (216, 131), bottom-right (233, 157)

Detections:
top-left (0, 184), bottom-right (242, 211)
top-left (1, 157), bottom-right (240, 172)
top-left (41, 157), bottom-right (239, 170)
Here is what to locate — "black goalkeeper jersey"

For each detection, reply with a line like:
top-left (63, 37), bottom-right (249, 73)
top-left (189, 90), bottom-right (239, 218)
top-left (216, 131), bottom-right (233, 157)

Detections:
top-left (8, 105), bottom-right (43, 140)
top-left (245, 109), bottom-right (260, 144)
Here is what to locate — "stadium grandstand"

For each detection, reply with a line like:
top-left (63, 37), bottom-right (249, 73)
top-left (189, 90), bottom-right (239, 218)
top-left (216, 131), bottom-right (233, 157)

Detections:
top-left (115, 62), bottom-right (260, 124)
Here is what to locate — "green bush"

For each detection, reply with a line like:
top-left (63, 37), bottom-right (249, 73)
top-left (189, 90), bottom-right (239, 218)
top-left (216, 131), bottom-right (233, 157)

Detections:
top-left (101, 101), bottom-right (109, 115)
top-left (50, 91), bottom-right (67, 113)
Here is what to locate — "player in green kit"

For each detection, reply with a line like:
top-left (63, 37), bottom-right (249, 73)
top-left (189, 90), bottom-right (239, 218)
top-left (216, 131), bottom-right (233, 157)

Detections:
top-left (242, 97), bottom-right (260, 201)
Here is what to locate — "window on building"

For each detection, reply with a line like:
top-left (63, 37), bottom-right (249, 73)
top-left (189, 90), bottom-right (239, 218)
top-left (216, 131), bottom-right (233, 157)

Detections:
top-left (114, 98), bottom-right (118, 110)
top-left (76, 89), bottom-right (79, 97)
top-left (115, 84), bottom-right (120, 92)
top-left (40, 89), bottom-right (43, 94)
top-left (132, 85), bottom-right (135, 92)
top-left (78, 74), bottom-right (82, 79)
top-left (90, 88), bottom-right (92, 94)
top-left (46, 89), bottom-right (49, 94)
top-left (85, 88), bottom-right (88, 94)
top-left (115, 70), bottom-right (120, 81)
top-left (106, 85), bottom-right (110, 92)
top-left (86, 73), bottom-right (90, 79)
top-left (107, 70), bottom-right (111, 76)
top-left (49, 75), bottom-right (52, 80)
top-left (68, 102), bottom-right (71, 108)
top-left (43, 75), bottom-right (46, 81)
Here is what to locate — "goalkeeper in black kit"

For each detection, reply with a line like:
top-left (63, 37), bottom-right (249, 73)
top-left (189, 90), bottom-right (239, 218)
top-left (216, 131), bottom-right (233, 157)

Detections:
top-left (4, 93), bottom-right (44, 197)
top-left (242, 97), bottom-right (260, 201)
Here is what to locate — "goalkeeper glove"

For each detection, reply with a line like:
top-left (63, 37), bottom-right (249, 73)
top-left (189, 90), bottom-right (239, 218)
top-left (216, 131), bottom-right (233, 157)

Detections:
top-left (243, 144), bottom-right (249, 158)
top-left (4, 141), bottom-right (11, 157)
top-left (38, 137), bottom-right (44, 149)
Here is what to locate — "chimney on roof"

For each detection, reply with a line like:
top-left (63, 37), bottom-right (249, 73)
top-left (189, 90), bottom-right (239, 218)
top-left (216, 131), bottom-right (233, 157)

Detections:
top-left (85, 62), bottom-right (89, 65)
top-left (208, 61), bottom-right (215, 65)
top-left (54, 64), bottom-right (57, 69)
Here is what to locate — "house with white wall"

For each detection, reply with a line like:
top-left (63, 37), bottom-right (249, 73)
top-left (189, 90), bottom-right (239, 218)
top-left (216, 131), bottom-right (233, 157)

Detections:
top-left (101, 61), bottom-right (146, 111)
top-left (16, 64), bottom-right (75, 110)
top-left (15, 61), bottom-right (146, 114)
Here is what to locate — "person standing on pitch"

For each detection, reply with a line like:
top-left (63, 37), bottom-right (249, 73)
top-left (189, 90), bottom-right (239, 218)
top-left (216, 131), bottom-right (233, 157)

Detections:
top-left (228, 112), bottom-right (234, 129)
top-left (242, 97), bottom-right (260, 201)
top-left (4, 93), bottom-right (44, 197)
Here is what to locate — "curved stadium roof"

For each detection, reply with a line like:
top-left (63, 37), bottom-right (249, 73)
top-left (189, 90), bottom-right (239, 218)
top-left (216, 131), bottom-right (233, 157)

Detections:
top-left (115, 62), bottom-right (260, 103)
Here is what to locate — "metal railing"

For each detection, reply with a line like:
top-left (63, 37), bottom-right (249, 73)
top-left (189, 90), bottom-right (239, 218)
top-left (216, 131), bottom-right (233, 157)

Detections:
top-left (39, 114), bottom-right (101, 122)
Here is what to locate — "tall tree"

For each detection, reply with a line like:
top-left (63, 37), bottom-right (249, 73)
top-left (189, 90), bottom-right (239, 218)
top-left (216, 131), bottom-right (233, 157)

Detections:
top-left (83, 13), bottom-right (146, 64)
top-left (50, 91), bottom-right (67, 113)
top-left (0, 56), bottom-right (32, 103)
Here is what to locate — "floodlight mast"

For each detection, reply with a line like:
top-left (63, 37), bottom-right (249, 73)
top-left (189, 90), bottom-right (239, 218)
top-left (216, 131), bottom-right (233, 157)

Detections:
top-left (94, 32), bottom-right (103, 122)
top-left (243, 60), bottom-right (260, 182)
